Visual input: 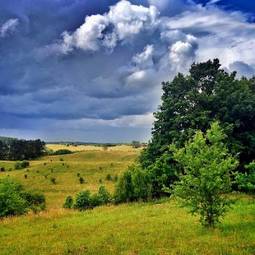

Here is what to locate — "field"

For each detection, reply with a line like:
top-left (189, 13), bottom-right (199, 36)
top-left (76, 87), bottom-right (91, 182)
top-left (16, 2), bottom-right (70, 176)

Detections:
top-left (0, 145), bottom-right (255, 255)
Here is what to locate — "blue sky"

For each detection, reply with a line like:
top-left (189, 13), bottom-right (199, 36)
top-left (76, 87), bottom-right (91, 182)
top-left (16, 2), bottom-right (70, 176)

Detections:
top-left (0, 0), bottom-right (255, 142)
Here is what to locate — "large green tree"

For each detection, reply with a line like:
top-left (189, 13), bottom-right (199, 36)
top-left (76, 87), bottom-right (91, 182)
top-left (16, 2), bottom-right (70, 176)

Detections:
top-left (140, 59), bottom-right (255, 169)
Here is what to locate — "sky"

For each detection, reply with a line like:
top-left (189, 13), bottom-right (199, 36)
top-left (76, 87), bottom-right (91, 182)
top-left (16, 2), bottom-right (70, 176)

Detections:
top-left (0, 0), bottom-right (255, 142)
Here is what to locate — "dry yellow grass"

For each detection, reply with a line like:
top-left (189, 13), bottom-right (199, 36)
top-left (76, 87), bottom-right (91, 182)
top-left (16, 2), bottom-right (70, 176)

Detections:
top-left (46, 144), bottom-right (143, 152)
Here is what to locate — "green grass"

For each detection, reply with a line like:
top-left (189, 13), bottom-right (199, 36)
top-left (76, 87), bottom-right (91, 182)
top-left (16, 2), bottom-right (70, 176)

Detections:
top-left (0, 146), bottom-right (255, 255)
top-left (0, 197), bottom-right (254, 255)
top-left (0, 147), bottom-right (138, 209)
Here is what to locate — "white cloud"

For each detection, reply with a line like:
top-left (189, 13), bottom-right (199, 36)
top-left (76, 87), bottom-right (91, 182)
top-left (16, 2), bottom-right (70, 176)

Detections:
top-left (0, 18), bottom-right (19, 38)
top-left (132, 44), bottom-right (154, 68)
top-left (56, 0), bottom-right (159, 53)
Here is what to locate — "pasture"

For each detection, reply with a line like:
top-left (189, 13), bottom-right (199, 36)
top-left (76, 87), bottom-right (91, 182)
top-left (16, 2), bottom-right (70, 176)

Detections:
top-left (0, 145), bottom-right (254, 255)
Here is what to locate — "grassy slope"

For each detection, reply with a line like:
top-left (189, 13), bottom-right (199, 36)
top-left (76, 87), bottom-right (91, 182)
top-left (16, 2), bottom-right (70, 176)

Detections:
top-left (0, 145), bottom-right (139, 209)
top-left (0, 145), bottom-right (255, 255)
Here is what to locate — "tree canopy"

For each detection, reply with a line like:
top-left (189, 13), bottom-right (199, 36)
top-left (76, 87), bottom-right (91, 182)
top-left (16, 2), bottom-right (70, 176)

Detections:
top-left (140, 59), bottom-right (255, 169)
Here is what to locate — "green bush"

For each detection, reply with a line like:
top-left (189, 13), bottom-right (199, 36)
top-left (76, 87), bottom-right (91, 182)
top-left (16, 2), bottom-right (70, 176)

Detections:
top-left (15, 160), bottom-right (29, 170)
top-left (73, 186), bottom-right (111, 210)
top-left (79, 177), bottom-right (85, 184)
top-left (172, 122), bottom-right (238, 227)
top-left (235, 161), bottom-right (255, 193)
top-left (0, 178), bottom-right (46, 217)
top-left (74, 190), bottom-right (91, 210)
top-left (50, 177), bottom-right (56, 184)
top-left (106, 174), bottom-right (113, 181)
top-left (114, 165), bottom-right (152, 203)
top-left (97, 186), bottom-right (111, 204)
top-left (63, 196), bottom-right (73, 209)
top-left (52, 149), bottom-right (72, 155)
top-left (21, 191), bottom-right (46, 212)
top-left (114, 169), bottom-right (135, 203)
top-left (0, 179), bottom-right (27, 217)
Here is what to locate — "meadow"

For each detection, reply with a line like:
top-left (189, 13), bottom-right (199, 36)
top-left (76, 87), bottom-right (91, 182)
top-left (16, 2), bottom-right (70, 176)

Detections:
top-left (0, 145), bottom-right (254, 255)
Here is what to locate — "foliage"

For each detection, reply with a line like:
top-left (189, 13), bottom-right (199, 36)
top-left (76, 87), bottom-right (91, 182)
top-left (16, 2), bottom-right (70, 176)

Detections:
top-left (0, 178), bottom-right (45, 217)
top-left (106, 174), bottom-right (113, 181)
top-left (147, 152), bottom-right (180, 198)
top-left (141, 59), bottom-right (255, 171)
top-left (0, 139), bottom-right (45, 160)
top-left (74, 190), bottom-right (91, 210)
top-left (97, 185), bottom-right (111, 204)
top-left (235, 161), bottom-right (255, 193)
top-left (63, 196), bottom-right (73, 209)
top-left (132, 141), bottom-right (142, 148)
top-left (50, 177), bottom-right (56, 184)
top-left (114, 165), bottom-right (152, 203)
top-left (73, 186), bottom-right (111, 210)
top-left (21, 191), bottom-right (46, 212)
top-left (79, 177), bottom-right (85, 184)
top-left (15, 160), bottom-right (30, 170)
top-left (52, 149), bottom-right (73, 155)
top-left (172, 122), bottom-right (238, 227)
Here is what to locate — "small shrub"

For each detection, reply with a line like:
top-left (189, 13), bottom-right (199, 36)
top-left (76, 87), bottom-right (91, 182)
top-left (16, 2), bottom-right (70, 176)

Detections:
top-left (114, 175), bottom-right (118, 182)
top-left (24, 174), bottom-right (27, 179)
top-left (63, 196), bottom-right (73, 209)
top-left (235, 161), bottom-right (255, 193)
top-left (50, 177), bottom-right (56, 184)
top-left (59, 158), bottom-right (64, 161)
top-left (97, 186), bottom-right (111, 204)
top-left (21, 191), bottom-right (46, 212)
top-left (53, 149), bottom-right (72, 155)
top-left (0, 179), bottom-right (46, 217)
top-left (77, 173), bottom-right (80, 177)
top-left (74, 190), bottom-right (91, 210)
top-left (106, 174), bottom-right (113, 181)
top-left (99, 179), bottom-right (103, 184)
top-left (114, 170), bottom-right (135, 203)
top-left (0, 167), bottom-right (5, 172)
top-left (79, 177), bottom-right (85, 184)
top-left (0, 179), bottom-right (27, 217)
top-left (15, 161), bottom-right (29, 170)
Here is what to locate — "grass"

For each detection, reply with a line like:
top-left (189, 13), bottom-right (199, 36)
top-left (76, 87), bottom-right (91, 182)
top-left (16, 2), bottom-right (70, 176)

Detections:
top-left (0, 197), bottom-right (254, 255)
top-left (0, 145), bottom-right (139, 209)
top-left (0, 145), bottom-right (255, 255)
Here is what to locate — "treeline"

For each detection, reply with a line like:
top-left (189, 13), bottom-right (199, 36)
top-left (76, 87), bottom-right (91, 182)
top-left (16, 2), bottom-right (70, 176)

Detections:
top-left (0, 138), bottom-right (45, 160)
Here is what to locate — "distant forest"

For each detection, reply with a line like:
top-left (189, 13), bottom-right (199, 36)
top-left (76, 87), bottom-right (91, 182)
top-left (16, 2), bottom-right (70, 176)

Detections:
top-left (0, 137), bottom-right (45, 160)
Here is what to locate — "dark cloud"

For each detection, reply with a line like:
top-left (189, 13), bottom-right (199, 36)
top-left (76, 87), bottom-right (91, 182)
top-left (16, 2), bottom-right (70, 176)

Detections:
top-left (0, 0), bottom-right (254, 141)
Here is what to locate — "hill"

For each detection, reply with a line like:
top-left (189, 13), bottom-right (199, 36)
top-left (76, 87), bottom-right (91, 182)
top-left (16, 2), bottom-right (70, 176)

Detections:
top-left (0, 145), bottom-right (254, 254)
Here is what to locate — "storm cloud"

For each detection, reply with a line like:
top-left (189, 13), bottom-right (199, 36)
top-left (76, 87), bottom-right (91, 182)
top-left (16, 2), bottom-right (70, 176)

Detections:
top-left (0, 0), bottom-right (255, 142)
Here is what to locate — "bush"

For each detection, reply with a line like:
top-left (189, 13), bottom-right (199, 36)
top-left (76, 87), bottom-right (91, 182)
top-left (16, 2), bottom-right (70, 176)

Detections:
top-left (74, 190), bottom-right (91, 210)
top-left (172, 122), bottom-right (238, 227)
top-left (15, 160), bottom-right (29, 170)
top-left (0, 179), bottom-right (27, 217)
top-left (114, 165), bottom-right (152, 203)
top-left (114, 169), bottom-right (135, 203)
top-left (97, 186), bottom-right (111, 204)
top-left (50, 177), bottom-right (56, 184)
top-left (0, 167), bottom-right (5, 172)
top-left (21, 191), bottom-right (46, 212)
top-left (52, 149), bottom-right (72, 155)
top-left (106, 174), bottom-right (113, 181)
top-left (73, 186), bottom-right (111, 210)
top-left (63, 196), bottom-right (73, 209)
top-left (0, 178), bottom-right (46, 217)
top-left (235, 161), bottom-right (255, 193)
top-left (79, 177), bottom-right (85, 184)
